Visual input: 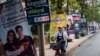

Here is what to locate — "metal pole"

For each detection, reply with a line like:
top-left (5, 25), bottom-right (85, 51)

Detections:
top-left (37, 23), bottom-right (45, 56)
top-left (67, 0), bottom-right (69, 14)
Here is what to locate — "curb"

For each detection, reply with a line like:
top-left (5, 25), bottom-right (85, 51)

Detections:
top-left (66, 34), bottom-right (94, 56)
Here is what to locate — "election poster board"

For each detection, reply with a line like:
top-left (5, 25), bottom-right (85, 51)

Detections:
top-left (0, 0), bottom-right (37, 56)
top-left (25, 0), bottom-right (50, 24)
top-left (50, 13), bottom-right (67, 43)
top-left (0, 0), bottom-right (31, 43)
top-left (72, 14), bottom-right (80, 21)
top-left (67, 15), bottom-right (74, 31)
top-left (67, 15), bottom-right (74, 24)
top-left (0, 0), bottom-right (7, 4)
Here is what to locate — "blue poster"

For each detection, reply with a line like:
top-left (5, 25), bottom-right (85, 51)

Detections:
top-left (25, 0), bottom-right (50, 24)
top-left (74, 22), bottom-right (81, 32)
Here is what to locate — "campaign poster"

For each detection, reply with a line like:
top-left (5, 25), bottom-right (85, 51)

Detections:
top-left (25, 0), bottom-right (50, 24)
top-left (73, 14), bottom-right (80, 21)
top-left (0, 0), bottom-right (37, 56)
top-left (0, 0), bottom-right (31, 43)
top-left (50, 13), bottom-right (67, 43)
top-left (0, 0), bottom-right (7, 4)
top-left (67, 15), bottom-right (74, 31)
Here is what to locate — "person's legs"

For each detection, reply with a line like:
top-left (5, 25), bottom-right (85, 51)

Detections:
top-left (61, 44), bottom-right (66, 56)
top-left (55, 49), bottom-right (61, 56)
top-left (61, 52), bottom-right (65, 56)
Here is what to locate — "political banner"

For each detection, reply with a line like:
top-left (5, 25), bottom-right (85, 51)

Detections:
top-left (67, 15), bottom-right (74, 30)
top-left (0, 0), bottom-right (37, 56)
top-left (81, 18), bottom-right (87, 23)
top-left (72, 14), bottom-right (80, 21)
top-left (50, 13), bottom-right (67, 43)
top-left (0, 0), bottom-right (7, 4)
top-left (25, 0), bottom-right (50, 24)
top-left (0, 0), bottom-right (31, 43)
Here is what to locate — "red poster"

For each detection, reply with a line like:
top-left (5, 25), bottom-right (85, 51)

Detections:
top-left (73, 16), bottom-right (80, 21)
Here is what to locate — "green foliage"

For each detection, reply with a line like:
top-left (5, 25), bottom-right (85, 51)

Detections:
top-left (30, 24), bottom-right (50, 35)
top-left (50, 0), bottom-right (80, 14)
top-left (30, 25), bottom-right (38, 35)
top-left (77, 0), bottom-right (100, 22)
top-left (68, 0), bottom-right (81, 11)
top-left (50, 0), bottom-right (64, 14)
top-left (85, 5), bottom-right (100, 22)
top-left (50, 0), bottom-right (56, 5)
top-left (44, 23), bottom-right (50, 31)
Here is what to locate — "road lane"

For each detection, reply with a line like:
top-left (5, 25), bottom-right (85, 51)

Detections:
top-left (72, 32), bottom-right (100, 56)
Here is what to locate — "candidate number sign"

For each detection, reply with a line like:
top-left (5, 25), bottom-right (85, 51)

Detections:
top-left (25, 0), bottom-right (50, 24)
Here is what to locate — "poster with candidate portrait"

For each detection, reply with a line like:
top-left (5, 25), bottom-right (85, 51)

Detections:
top-left (0, 0), bottom-right (31, 43)
top-left (67, 15), bottom-right (74, 30)
top-left (0, 0), bottom-right (37, 56)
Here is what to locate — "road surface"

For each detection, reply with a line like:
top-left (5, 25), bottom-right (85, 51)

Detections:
top-left (71, 32), bottom-right (100, 56)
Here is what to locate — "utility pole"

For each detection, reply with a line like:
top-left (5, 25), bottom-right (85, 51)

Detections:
top-left (67, 0), bottom-right (69, 14)
top-left (37, 23), bottom-right (45, 56)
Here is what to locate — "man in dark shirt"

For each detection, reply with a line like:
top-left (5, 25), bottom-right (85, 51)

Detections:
top-left (15, 25), bottom-right (37, 56)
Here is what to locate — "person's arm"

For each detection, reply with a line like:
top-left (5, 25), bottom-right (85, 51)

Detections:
top-left (54, 32), bottom-right (58, 43)
top-left (6, 46), bottom-right (24, 56)
top-left (64, 32), bottom-right (68, 41)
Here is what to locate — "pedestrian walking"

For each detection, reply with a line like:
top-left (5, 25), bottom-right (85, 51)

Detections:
top-left (54, 27), bottom-right (68, 56)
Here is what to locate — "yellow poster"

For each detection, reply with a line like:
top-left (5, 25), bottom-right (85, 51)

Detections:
top-left (50, 13), bottom-right (67, 43)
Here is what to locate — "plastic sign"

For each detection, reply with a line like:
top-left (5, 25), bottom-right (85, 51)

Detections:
top-left (72, 14), bottom-right (80, 21)
top-left (81, 18), bottom-right (86, 23)
top-left (25, 0), bottom-right (50, 24)
top-left (0, 0), bottom-right (31, 44)
top-left (74, 22), bottom-right (80, 32)
top-left (0, 0), bottom-right (37, 56)
top-left (50, 13), bottom-right (66, 43)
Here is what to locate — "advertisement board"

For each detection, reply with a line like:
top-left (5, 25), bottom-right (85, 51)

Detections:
top-left (0, 0), bottom-right (7, 4)
top-left (0, 0), bottom-right (31, 43)
top-left (0, 0), bottom-right (37, 56)
top-left (50, 13), bottom-right (66, 43)
top-left (25, 0), bottom-right (50, 24)
top-left (67, 15), bottom-right (74, 30)
top-left (81, 18), bottom-right (86, 23)
top-left (72, 14), bottom-right (80, 21)
top-left (67, 15), bottom-right (74, 24)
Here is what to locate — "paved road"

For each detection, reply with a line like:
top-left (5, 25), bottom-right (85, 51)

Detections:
top-left (71, 32), bottom-right (100, 56)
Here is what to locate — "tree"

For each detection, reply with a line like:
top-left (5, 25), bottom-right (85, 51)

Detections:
top-left (67, 0), bottom-right (80, 13)
top-left (77, 0), bottom-right (88, 17)
top-left (50, 0), bottom-right (80, 14)
top-left (77, 0), bottom-right (100, 22)
top-left (50, 0), bottom-right (65, 14)
top-left (85, 1), bottom-right (100, 22)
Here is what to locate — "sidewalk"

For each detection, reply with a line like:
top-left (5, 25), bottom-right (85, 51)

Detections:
top-left (37, 34), bottom-right (94, 56)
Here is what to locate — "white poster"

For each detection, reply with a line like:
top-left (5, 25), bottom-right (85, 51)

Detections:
top-left (0, 0), bottom-right (31, 43)
top-left (0, 0), bottom-right (37, 56)
top-left (0, 0), bottom-right (7, 4)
